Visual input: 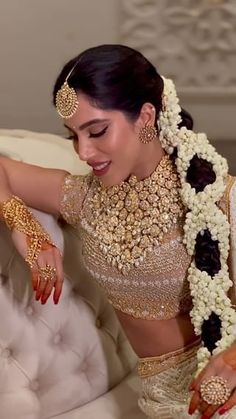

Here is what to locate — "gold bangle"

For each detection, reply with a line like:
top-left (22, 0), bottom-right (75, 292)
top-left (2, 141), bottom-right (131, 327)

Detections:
top-left (1, 195), bottom-right (54, 267)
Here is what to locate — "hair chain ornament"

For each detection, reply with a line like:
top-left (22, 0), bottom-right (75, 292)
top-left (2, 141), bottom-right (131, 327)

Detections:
top-left (55, 64), bottom-right (79, 119)
top-left (159, 76), bottom-right (236, 374)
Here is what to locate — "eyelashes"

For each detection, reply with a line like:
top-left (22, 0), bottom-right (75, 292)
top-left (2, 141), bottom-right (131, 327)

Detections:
top-left (66, 134), bottom-right (77, 140)
top-left (89, 126), bottom-right (108, 138)
top-left (66, 126), bottom-right (108, 141)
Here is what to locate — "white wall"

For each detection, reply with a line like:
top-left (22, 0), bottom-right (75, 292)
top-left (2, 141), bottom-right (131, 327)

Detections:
top-left (0, 0), bottom-right (119, 134)
top-left (120, 0), bottom-right (236, 142)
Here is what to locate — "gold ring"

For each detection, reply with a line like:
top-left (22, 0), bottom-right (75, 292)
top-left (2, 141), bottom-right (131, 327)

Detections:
top-left (39, 264), bottom-right (56, 282)
top-left (200, 376), bottom-right (231, 406)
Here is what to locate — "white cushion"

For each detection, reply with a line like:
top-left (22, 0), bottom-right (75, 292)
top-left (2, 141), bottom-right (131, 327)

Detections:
top-left (54, 372), bottom-right (145, 419)
top-left (0, 210), bottom-right (138, 419)
top-left (0, 129), bottom-right (88, 174)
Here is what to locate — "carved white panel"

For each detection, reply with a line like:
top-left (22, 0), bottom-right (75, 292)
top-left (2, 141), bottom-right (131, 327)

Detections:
top-left (120, 0), bottom-right (236, 96)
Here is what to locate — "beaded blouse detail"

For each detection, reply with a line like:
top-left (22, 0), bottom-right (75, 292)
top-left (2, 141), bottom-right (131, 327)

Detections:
top-left (60, 157), bottom-right (193, 320)
top-left (82, 228), bottom-right (192, 319)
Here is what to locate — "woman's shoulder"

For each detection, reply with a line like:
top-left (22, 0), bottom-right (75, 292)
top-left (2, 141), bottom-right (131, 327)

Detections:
top-left (217, 175), bottom-right (236, 219)
top-left (60, 172), bottom-right (94, 226)
top-left (62, 171), bottom-right (93, 189)
top-left (228, 175), bottom-right (236, 218)
top-left (227, 174), bottom-right (236, 188)
top-left (226, 175), bottom-right (236, 207)
top-left (223, 175), bottom-right (236, 223)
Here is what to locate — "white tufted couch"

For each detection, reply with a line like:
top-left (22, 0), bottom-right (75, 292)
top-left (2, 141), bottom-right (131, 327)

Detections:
top-left (0, 129), bottom-right (145, 419)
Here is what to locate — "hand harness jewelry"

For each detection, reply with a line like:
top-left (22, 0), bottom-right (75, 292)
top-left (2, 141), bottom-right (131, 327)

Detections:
top-left (0, 196), bottom-right (54, 268)
top-left (39, 264), bottom-right (57, 283)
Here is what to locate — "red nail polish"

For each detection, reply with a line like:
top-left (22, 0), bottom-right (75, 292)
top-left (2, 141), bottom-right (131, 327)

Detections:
top-left (219, 407), bottom-right (229, 415)
top-left (188, 407), bottom-right (194, 415)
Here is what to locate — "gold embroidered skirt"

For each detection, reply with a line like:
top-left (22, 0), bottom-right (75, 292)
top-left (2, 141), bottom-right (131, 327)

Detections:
top-left (137, 341), bottom-right (236, 419)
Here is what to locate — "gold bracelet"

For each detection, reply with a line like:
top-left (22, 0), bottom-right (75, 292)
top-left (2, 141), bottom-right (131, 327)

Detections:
top-left (1, 195), bottom-right (54, 267)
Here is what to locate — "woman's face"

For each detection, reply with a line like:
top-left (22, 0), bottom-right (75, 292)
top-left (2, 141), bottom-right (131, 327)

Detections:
top-left (64, 93), bottom-right (161, 186)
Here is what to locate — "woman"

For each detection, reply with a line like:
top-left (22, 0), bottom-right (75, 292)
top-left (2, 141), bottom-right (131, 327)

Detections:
top-left (1, 44), bottom-right (236, 418)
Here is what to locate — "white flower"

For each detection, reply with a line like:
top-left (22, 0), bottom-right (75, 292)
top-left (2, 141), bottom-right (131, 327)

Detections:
top-left (158, 76), bottom-right (235, 374)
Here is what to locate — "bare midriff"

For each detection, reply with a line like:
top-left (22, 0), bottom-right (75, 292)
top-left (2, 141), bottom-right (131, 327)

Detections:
top-left (116, 310), bottom-right (197, 358)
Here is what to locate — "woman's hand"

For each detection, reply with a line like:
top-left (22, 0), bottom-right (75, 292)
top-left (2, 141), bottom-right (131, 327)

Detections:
top-left (189, 344), bottom-right (236, 418)
top-left (11, 229), bottom-right (64, 304)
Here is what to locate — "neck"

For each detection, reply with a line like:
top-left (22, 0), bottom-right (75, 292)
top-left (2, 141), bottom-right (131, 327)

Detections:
top-left (132, 140), bottom-right (166, 180)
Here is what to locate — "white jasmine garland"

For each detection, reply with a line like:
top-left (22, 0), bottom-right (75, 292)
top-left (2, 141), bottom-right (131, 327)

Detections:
top-left (183, 205), bottom-right (230, 259)
top-left (159, 76), bottom-right (236, 375)
top-left (159, 77), bottom-right (182, 154)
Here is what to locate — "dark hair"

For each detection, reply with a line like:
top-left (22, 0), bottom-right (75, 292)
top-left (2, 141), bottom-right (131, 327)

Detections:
top-left (53, 44), bottom-right (193, 130)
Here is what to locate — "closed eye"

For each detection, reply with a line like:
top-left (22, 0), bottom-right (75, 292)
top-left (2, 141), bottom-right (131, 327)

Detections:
top-left (66, 135), bottom-right (75, 140)
top-left (65, 131), bottom-right (78, 141)
top-left (89, 126), bottom-right (108, 138)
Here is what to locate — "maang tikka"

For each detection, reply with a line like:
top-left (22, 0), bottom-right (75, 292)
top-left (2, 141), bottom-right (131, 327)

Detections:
top-left (55, 64), bottom-right (79, 119)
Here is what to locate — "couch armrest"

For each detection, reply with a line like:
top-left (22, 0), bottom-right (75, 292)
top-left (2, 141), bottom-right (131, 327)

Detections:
top-left (0, 208), bottom-right (136, 419)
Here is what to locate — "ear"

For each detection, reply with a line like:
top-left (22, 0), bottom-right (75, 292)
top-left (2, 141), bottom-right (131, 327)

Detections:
top-left (135, 103), bottom-right (156, 131)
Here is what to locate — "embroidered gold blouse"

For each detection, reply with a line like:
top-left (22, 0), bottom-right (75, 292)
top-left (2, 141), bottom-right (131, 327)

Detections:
top-left (59, 171), bottom-right (235, 321)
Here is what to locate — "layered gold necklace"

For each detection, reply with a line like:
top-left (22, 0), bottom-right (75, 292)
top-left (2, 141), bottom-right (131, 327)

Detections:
top-left (89, 155), bottom-right (184, 275)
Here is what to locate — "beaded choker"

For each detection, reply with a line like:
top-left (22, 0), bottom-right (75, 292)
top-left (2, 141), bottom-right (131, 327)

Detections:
top-left (89, 155), bottom-right (184, 275)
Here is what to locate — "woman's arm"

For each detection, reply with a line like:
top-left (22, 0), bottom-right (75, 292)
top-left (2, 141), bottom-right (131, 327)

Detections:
top-left (0, 156), bottom-right (91, 304)
top-left (0, 156), bottom-right (68, 215)
top-left (0, 156), bottom-right (69, 304)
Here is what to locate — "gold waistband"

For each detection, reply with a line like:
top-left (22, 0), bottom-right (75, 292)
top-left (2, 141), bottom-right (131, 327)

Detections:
top-left (138, 339), bottom-right (201, 378)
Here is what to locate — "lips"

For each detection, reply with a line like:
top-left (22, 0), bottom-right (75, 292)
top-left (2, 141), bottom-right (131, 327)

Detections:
top-left (88, 161), bottom-right (111, 177)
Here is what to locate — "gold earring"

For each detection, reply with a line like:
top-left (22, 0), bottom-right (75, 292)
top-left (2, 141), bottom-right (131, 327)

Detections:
top-left (139, 124), bottom-right (157, 144)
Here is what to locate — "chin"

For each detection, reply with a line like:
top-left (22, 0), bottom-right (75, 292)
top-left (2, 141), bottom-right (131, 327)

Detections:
top-left (100, 173), bottom-right (127, 187)
top-left (100, 178), bottom-right (118, 187)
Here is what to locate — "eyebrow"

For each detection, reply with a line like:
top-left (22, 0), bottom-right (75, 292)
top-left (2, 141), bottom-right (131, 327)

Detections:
top-left (64, 118), bottom-right (109, 132)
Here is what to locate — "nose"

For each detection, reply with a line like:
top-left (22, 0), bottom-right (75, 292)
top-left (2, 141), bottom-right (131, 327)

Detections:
top-left (76, 138), bottom-right (96, 162)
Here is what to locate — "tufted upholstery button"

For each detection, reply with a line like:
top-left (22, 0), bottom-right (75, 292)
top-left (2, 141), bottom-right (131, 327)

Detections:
top-left (25, 306), bottom-right (34, 316)
top-left (96, 318), bottom-right (102, 329)
top-left (80, 361), bottom-right (88, 373)
top-left (0, 273), bottom-right (8, 286)
top-left (30, 380), bottom-right (39, 391)
top-left (53, 333), bottom-right (62, 345)
top-left (1, 348), bottom-right (11, 358)
top-left (0, 194), bottom-right (138, 417)
top-left (116, 336), bottom-right (123, 353)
